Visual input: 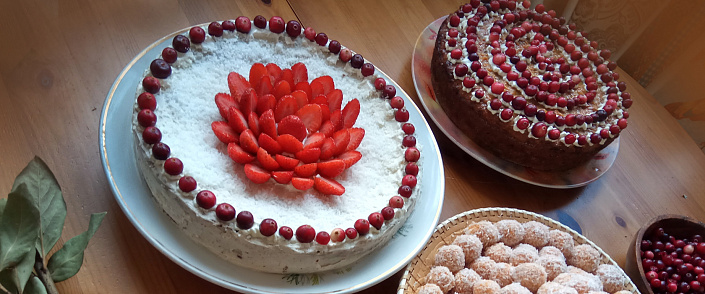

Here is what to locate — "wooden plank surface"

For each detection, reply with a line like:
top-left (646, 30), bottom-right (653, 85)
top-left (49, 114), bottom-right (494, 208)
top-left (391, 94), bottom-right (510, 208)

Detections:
top-left (0, 0), bottom-right (703, 293)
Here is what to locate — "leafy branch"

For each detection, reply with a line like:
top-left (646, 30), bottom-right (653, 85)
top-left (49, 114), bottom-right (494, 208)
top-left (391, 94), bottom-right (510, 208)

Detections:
top-left (0, 157), bottom-right (105, 294)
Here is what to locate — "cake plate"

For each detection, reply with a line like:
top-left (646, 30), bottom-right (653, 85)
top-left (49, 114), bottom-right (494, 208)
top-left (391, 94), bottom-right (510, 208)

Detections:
top-left (411, 17), bottom-right (619, 189)
top-left (100, 27), bottom-right (445, 293)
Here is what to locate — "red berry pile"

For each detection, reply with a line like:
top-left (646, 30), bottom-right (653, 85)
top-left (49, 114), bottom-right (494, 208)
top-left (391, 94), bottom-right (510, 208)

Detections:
top-left (211, 62), bottom-right (365, 196)
top-left (136, 16), bottom-right (420, 245)
top-left (640, 227), bottom-right (705, 294)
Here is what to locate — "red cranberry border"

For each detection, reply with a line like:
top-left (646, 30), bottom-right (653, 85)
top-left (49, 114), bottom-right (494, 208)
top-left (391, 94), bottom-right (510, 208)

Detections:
top-left (135, 16), bottom-right (420, 245)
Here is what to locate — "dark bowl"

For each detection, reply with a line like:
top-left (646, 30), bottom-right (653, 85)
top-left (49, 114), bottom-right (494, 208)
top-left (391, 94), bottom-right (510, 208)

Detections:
top-left (626, 214), bottom-right (705, 294)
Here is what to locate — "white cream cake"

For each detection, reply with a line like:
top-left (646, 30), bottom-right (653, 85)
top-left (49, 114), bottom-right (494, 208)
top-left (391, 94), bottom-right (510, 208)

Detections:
top-left (131, 16), bottom-right (422, 273)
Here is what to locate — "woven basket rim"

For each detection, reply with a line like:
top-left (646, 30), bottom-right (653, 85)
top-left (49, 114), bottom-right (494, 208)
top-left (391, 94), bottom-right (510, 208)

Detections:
top-left (396, 207), bottom-right (641, 294)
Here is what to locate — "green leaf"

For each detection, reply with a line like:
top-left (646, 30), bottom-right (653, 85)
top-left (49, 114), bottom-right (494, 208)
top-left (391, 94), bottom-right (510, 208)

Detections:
top-left (11, 156), bottom-right (67, 258)
top-left (23, 276), bottom-right (47, 294)
top-left (47, 212), bottom-right (106, 282)
top-left (0, 248), bottom-right (36, 294)
top-left (0, 184), bottom-right (40, 272)
top-left (0, 198), bottom-right (7, 219)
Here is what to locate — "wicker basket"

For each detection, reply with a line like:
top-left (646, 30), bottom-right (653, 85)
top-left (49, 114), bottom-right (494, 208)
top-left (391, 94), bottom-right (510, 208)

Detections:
top-left (397, 207), bottom-right (641, 294)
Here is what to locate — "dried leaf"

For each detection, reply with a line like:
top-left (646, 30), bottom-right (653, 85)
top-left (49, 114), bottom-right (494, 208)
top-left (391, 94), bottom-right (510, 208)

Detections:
top-left (11, 156), bottom-right (67, 258)
top-left (47, 212), bottom-right (105, 282)
top-left (0, 184), bottom-right (40, 272)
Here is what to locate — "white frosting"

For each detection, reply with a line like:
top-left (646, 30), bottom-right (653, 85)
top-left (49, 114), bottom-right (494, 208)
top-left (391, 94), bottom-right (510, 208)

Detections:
top-left (133, 23), bottom-right (419, 273)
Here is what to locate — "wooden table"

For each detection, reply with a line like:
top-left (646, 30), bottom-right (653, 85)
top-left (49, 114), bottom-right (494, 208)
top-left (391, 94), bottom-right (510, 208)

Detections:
top-left (1, 0), bottom-right (704, 293)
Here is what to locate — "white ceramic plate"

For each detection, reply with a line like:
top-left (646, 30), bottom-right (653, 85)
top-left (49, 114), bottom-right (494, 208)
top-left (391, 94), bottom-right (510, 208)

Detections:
top-left (99, 27), bottom-right (445, 293)
top-left (411, 17), bottom-right (619, 189)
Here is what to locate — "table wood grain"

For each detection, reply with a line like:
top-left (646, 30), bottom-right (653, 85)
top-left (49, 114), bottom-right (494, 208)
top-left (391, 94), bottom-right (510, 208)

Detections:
top-left (0, 0), bottom-right (703, 293)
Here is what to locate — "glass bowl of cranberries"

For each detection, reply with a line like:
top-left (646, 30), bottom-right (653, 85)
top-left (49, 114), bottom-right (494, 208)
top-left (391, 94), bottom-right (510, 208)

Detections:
top-left (626, 215), bottom-right (705, 294)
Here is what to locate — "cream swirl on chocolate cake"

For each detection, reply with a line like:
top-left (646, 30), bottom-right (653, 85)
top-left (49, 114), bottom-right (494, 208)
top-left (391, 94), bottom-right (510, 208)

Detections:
top-left (132, 16), bottom-right (421, 273)
top-left (431, 0), bottom-right (631, 171)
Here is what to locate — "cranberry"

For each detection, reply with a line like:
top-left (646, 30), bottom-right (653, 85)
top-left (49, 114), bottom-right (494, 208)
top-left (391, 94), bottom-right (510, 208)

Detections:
top-left (389, 196), bottom-right (404, 208)
top-left (172, 35), bottom-right (190, 53)
top-left (374, 78), bottom-right (386, 90)
top-left (402, 123), bottom-right (415, 135)
top-left (137, 92), bottom-right (157, 110)
top-left (398, 185), bottom-right (412, 198)
top-left (285, 20), bottom-right (301, 38)
top-left (259, 218), bottom-right (277, 236)
top-left (455, 64), bottom-right (469, 76)
top-left (361, 63), bottom-right (375, 76)
top-left (402, 135), bottom-right (416, 147)
top-left (253, 15), bottom-right (267, 29)
top-left (222, 20), bottom-right (236, 31)
top-left (215, 203), bottom-right (235, 221)
top-left (330, 228), bottom-right (345, 242)
top-left (137, 109), bottom-right (157, 127)
top-left (405, 147), bottom-right (420, 162)
top-left (351, 54), bottom-right (364, 69)
top-left (296, 225), bottom-right (315, 243)
top-left (463, 77), bottom-right (476, 88)
top-left (303, 27), bottom-right (315, 41)
top-left (381, 207), bottom-right (395, 220)
top-left (326, 40), bottom-right (341, 54)
top-left (208, 22), bottom-right (223, 37)
top-left (142, 126), bottom-right (162, 144)
top-left (531, 122), bottom-right (547, 138)
top-left (315, 231), bottom-right (330, 245)
top-left (345, 228), bottom-right (358, 239)
top-left (368, 212), bottom-right (384, 230)
top-left (564, 134), bottom-right (576, 144)
top-left (178, 176), bottom-right (197, 192)
top-left (262, 16), bottom-right (284, 33)
top-left (150, 59), bottom-right (171, 79)
top-left (697, 243), bottom-right (705, 254)
top-left (500, 108), bottom-right (513, 121)
top-left (142, 76), bottom-right (161, 94)
top-left (236, 211), bottom-right (254, 229)
top-left (279, 226), bottom-right (293, 240)
top-left (490, 99), bottom-right (502, 110)
top-left (382, 85), bottom-right (396, 99)
top-left (402, 174), bottom-right (417, 188)
top-left (516, 118), bottom-right (530, 130)
top-left (395, 108), bottom-right (410, 122)
top-left (355, 219), bottom-right (370, 235)
top-left (164, 157), bottom-right (183, 175)
top-left (189, 26), bottom-right (206, 43)
top-left (152, 142), bottom-right (170, 160)
top-left (524, 104), bottom-right (537, 117)
top-left (161, 47), bottom-right (178, 64)
top-left (314, 32), bottom-right (328, 46)
top-left (667, 281), bottom-right (678, 293)
top-left (339, 48), bottom-right (353, 62)
top-left (196, 190), bottom-right (216, 209)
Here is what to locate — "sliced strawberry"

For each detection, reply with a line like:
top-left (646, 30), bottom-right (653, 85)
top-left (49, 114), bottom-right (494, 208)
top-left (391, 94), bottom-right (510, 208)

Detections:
top-left (295, 147), bottom-right (321, 164)
top-left (266, 63), bottom-right (282, 82)
top-left (295, 104), bottom-right (323, 133)
top-left (256, 93), bottom-right (276, 115)
top-left (294, 82), bottom-right (312, 100)
top-left (303, 133), bottom-right (326, 150)
top-left (310, 79), bottom-right (325, 98)
top-left (240, 88), bottom-right (258, 118)
top-left (278, 115), bottom-right (307, 142)
top-left (320, 137), bottom-right (336, 160)
top-left (227, 72), bottom-right (251, 101)
top-left (259, 109), bottom-right (277, 139)
top-left (291, 177), bottom-right (314, 191)
top-left (274, 95), bottom-right (299, 122)
top-left (319, 121), bottom-right (336, 138)
top-left (329, 110), bottom-right (343, 131)
top-left (211, 121), bottom-right (238, 144)
top-left (320, 104), bottom-right (331, 123)
top-left (280, 68), bottom-right (295, 87)
top-left (256, 75), bottom-right (273, 97)
top-left (326, 89), bottom-right (343, 112)
top-left (292, 62), bottom-right (308, 84)
top-left (273, 80), bottom-right (291, 99)
top-left (228, 143), bottom-right (255, 164)
top-left (277, 134), bottom-right (304, 154)
top-left (346, 128), bottom-right (365, 151)
top-left (337, 150), bottom-right (362, 168)
top-left (272, 170), bottom-right (294, 184)
top-left (258, 133), bottom-right (282, 155)
top-left (275, 154), bottom-right (300, 170)
top-left (239, 129), bottom-right (259, 154)
top-left (215, 93), bottom-right (238, 119)
top-left (342, 98), bottom-right (360, 128)
top-left (257, 147), bottom-right (280, 171)
top-left (244, 163), bottom-right (271, 184)
top-left (249, 63), bottom-right (268, 92)
top-left (332, 129), bottom-right (350, 156)
top-left (291, 90), bottom-right (309, 108)
top-left (312, 94), bottom-right (328, 106)
top-left (294, 162), bottom-right (318, 178)
top-left (247, 111), bottom-right (260, 137)
top-left (227, 107), bottom-right (249, 134)
top-left (314, 176), bottom-right (345, 195)
top-left (317, 159), bottom-right (346, 178)
top-left (312, 76), bottom-right (335, 95)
